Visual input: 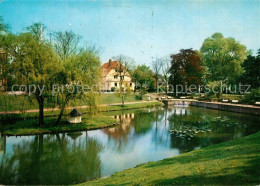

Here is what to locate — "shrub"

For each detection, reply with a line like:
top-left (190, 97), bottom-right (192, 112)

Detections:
top-left (243, 88), bottom-right (260, 104)
top-left (111, 87), bottom-right (116, 92)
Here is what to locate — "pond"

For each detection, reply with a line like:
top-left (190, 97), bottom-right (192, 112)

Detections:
top-left (0, 106), bottom-right (260, 185)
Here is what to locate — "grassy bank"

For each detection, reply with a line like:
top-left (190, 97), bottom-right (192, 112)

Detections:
top-left (0, 102), bottom-right (162, 135)
top-left (83, 131), bottom-right (260, 185)
top-left (1, 116), bottom-right (117, 136)
top-left (0, 101), bottom-right (162, 120)
top-left (0, 93), bottom-right (151, 112)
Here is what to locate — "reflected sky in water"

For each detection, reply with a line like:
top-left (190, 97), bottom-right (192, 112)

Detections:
top-left (0, 106), bottom-right (260, 184)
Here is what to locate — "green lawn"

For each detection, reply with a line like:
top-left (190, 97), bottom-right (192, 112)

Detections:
top-left (97, 93), bottom-right (150, 105)
top-left (1, 115), bottom-right (117, 136)
top-left (0, 93), bottom-right (151, 112)
top-left (82, 131), bottom-right (260, 185)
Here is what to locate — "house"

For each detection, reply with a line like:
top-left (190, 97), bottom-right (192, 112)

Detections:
top-left (0, 49), bottom-right (8, 91)
top-left (101, 59), bottom-right (135, 92)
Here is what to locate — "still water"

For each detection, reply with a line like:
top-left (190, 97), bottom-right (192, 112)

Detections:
top-left (0, 106), bottom-right (260, 185)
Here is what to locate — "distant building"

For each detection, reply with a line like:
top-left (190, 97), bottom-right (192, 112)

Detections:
top-left (101, 59), bottom-right (135, 92)
top-left (0, 49), bottom-right (7, 91)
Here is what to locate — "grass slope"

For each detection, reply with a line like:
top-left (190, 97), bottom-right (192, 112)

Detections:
top-left (83, 131), bottom-right (260, 185)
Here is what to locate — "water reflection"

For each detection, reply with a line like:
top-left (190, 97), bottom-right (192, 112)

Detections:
top-left (0, 106), bottom-right (260, 185)
top-left (0, 133), bottom-right (103, 185)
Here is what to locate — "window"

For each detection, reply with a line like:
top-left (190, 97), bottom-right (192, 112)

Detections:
top-left (114, 75), bottom-right (118, 79)
top-left (115, 83), bottom-right (117, 87)
top-left (130, 83), bottom-right (132, 86)
top-left (120, 76), bottom-right (124, 80)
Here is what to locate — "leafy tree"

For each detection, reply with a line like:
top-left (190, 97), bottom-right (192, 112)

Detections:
top-left (54, 48), bottom-right (101, 124)
top-left (169, 49), bottom-right (204, 93)
top-left (0, 17), bottom-right (10, 91)
top-left (240, 49), bottom-right (260, 89)
top-left (132, 65), bottom-right (155, 99)
top-left (200, 33), bottom-right (248, 84)
top-left (3, 33), bottom-right (59, 126)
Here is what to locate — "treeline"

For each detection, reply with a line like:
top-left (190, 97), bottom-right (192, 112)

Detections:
top-left (129, 33), bottom-right (259, 102)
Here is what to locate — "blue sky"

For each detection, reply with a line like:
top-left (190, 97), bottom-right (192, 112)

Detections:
top-left (0, 0), bottom-right (259, 65)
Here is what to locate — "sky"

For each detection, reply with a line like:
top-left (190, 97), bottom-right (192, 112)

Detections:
top-left (0, 0), bottom-right (260, 65)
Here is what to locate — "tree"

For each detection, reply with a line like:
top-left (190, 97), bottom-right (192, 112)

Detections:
top-left (26, 22), bottom-right (46, 41)
top-left (0, 17), bottom-right (10, 91)
top-left (52, 31), bottom-right (81, 61)
top-left (112, 55), bottom-right (135, 106)
top-left (200, 32), bottom-right (248, 84)
top-left (159, 56), bottom-right (171, 93)
top-left (169, 49), bottom-right (204, 94)
top-left (240, 49), bottom-right (260, 89)
top-left (132, 65), bottom-right (155, 99)
top-left (0, 16), bottom-right (10, 33)
top-left (3, 33), bottom-right (59, 126)
top-left (152, 58), bottom-right (162, 91)
top-left (54, 48), bottom-right (101, 124)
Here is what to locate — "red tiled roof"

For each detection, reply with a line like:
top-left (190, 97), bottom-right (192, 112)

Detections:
top-left (101, 60), bottom-right (126, 77)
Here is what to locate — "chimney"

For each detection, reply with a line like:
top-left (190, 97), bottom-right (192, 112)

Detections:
top-left (109, 59), bottom-right (112, 66)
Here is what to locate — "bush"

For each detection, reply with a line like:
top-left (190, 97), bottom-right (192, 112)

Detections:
top-left (135, 94), bottom-right (142, 100)
top-left (111, 87), bottom-right (116, 92)
top-left (243, 88), bottom-right (260, 104)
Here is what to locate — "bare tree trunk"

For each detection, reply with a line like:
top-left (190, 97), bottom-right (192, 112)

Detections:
top-left (155, 75), bottom-right (158, 92)
top-left (122, 96), bottom-right (125, 107)
top-left (165, 80), bottom-right (168, 94)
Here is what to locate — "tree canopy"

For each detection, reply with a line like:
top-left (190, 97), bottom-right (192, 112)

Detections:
top-left (3, 32), bottom-right (60, 125)
top-left (200, 32), bottom-right (248, 84)
top-left (240, 49), bottom-right (260, 88)
top-left (169, 49), bottom-right (204, 88)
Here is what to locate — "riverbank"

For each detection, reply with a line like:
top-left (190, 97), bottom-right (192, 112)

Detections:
top-left (83, 131), bottom-right (260, 185)
top-left (0, 116), bottom-right (118, 136)
top-left (0, 102), bottom-right (162, 136)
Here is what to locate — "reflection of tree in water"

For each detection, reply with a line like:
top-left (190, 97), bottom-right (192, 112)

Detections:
top-left (102, 112), bottom-right (135, 152)
top-left (102, 109), bottom-right (160, 152)
top-left (168, 107), bottom-right (260, 153)
top-left (0, 133), bottom-right (103, 185)
top-left (0, 134), bottom-right (6, 155)
top-left (132, 111), bottom-right (156, 135)
top-left (150, 108), bottom-right (170, 147)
